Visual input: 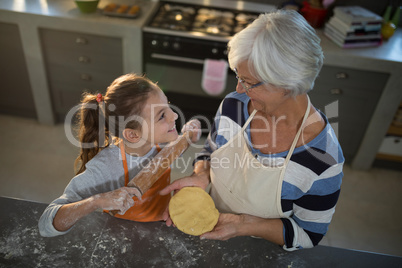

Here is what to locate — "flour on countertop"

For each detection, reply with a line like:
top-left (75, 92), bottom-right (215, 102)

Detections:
top-left (0, 224), bottom-right (90, 267)
top-left (1, 202), bottom-right (308, 267)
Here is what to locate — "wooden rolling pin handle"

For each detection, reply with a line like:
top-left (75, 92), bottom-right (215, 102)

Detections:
top-left (127, 131), bottom-right (193, 193)
top-left (108, 131), bottom-right (194, 217)
top-left (109, 210), bottom-right (119, 216)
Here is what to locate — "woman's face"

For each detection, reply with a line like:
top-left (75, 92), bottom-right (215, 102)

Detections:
top-left (235, 61), bottom-right (287, 115)
top-left (140, 88), bottom-right (178, 145)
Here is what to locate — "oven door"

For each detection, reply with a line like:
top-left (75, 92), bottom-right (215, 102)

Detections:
top-left (143, 34), bottom-right (237, 131)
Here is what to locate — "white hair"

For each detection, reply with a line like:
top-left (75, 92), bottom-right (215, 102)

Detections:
top-left (228, 10), bottom-right (324, 96)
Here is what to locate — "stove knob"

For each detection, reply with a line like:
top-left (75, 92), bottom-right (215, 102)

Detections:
top-left (212, 48), bottom-right (218, 55)
top-left (162, 41), bottom-right (169, 48)
top-left (173, 42), bottom-right (181, 50)
top-left (151, 40), bottom-right (158, 47)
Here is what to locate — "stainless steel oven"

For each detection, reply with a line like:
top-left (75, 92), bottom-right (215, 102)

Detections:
top-left (142, 0), bottom-right (275, 129)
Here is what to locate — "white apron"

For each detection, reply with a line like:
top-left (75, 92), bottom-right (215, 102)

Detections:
top-left (210, 98), bottom-right (311, 218)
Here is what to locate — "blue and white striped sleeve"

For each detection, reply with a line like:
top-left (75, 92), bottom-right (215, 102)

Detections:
top-left (195, 93), bottom-right (247, 163)
top-left (281, 138), bottom-right (344, 250)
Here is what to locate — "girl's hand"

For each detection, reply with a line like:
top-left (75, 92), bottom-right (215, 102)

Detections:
top-left (181, 119), bottom-right (201, 143)
top-left (159, 172), bottom-right (210, 226)
top-left (200, 213), bottom-right (245, 241)
top-left (95, 187), bottom-right (141, 215)
top-left (53, 187), bottom-right (141, 232)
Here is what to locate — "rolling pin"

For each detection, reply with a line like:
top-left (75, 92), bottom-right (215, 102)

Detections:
top-left (109, 131), bottom-right (194, 216)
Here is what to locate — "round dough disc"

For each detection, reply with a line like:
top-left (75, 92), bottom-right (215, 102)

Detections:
top-left (169, 187), bottom-right (219, 236)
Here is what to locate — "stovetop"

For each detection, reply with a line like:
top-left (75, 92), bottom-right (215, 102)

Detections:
top-left (146, 2), bottom-right (261, 39)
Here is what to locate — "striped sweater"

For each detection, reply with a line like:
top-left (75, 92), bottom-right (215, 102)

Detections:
top-left (195, 92), bottom-right (344, 250)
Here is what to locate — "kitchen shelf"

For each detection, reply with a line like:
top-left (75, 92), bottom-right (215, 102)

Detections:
top-left (376, 153), bottom-right (402, 163)
top-left (374, 101), bottom-right (402, 169)
top-left (387, 125), bottom-right (402, 137)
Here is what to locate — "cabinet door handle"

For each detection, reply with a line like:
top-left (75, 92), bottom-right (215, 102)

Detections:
top-left (330, 88), bottom-right (343, 95)
top-left (78, 56), bottom-right (90, 63)
top-left (75, 37), bottom-right (88, 45)
top-left (80, 74), bottom-right (92, 81)
top-left (335, 72), bottom-right (348, 79)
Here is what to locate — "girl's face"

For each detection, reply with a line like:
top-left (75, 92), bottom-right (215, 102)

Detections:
top-left (140, 88), bottom-right (178, 145)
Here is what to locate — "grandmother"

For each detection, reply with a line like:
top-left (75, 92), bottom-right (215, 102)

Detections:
top-left (161, 9), bottom-right (344, 250)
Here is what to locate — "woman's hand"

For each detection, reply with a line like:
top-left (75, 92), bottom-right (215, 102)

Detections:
top-left (95, 187), bottom-right (141, 215)
top-left (160, 172), bottom-right (210, 196)
top-left (201, 214), bottom-right (285, 246)
top-left (200, 213), bottom-right (245, 241)
top-left (181, 119), bottom-right (201, 143)
top-left (159, 166), bottom-right (210, 226)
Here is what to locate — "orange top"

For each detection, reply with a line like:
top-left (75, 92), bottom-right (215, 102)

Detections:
top-left (104, 142), bottom-right (171, 222)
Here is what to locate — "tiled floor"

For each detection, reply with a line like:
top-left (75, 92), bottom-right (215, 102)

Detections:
top-left (0, 114), bottom-right (401, 257)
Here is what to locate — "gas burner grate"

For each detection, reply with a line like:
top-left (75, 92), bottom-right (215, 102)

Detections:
top-left (148, 2), bottom-right (260, 37)
top-left (150, 3), bottom-right (196, 32)
top-left (193, 8), bottom-right (235, 36)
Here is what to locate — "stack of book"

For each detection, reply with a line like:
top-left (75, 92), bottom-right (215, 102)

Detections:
top-left (324, 6), bottom-right (383, 48)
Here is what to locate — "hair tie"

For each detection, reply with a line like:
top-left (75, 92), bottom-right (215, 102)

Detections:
top-left (96, 93), bottom-right (103, 103)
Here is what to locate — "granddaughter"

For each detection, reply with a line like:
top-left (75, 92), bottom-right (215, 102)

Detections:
top-left (39, 73), bottom-right (200, 237)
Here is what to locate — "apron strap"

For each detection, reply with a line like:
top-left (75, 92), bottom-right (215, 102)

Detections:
top-left (156, 144), bottom-right (162, 153)
top-left (283, 95), bottom-right (311, 166)
top-left (119, 140), bottom-right (130, 186)
top-left (276, 96), bottom-right (311, 217)
top-left (119, 141), bottom-right (160, 187)
top-left (242, 96), bottom-right (310, 166)
top-left (242, 109), bottom-right (258, 132)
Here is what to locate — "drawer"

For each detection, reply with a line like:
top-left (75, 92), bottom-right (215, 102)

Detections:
top-left (53, 88), bottom-right (92, 114)
top-left (46, 68), bottom-right (122, 114)
top-left (44, 55), bottom-right (122, 80)
top-left (39, 28), bottom-right (122, 54)
top-left (47, 63), bottom-right (121, 87)
top-left (316, 65), bottom-right (389, 91)
top-left (40, 28), bottom-right (123, 75)
top-left (50, 78), bottom-right (112, 113)
top-left (43, 47), bottom-right (122, 72)
top-left (52, 86), bottom-right (107, 114)
top-left (309, 85), bottom-right (381, 124)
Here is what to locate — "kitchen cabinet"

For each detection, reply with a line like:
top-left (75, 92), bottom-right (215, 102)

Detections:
top-left (309, 65), bottom-right (389, 163)
top-left (39, 28), bottom-right (123, 121)
top-left (0, 22), bottom-right (36, 118)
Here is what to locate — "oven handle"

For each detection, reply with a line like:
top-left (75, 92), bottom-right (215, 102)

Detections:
top-left (151, 53), bottom-right (205, 65)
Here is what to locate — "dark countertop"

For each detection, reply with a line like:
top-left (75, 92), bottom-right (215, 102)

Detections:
top-left (0, 196), bottom-right (401, 267)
